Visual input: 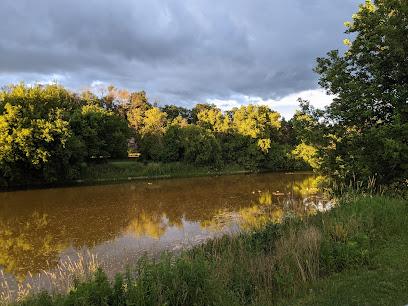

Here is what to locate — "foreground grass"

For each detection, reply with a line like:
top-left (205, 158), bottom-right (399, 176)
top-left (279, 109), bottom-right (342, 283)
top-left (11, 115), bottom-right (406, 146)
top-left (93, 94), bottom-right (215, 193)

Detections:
top-left (13, 194), bottom-right (408, 305)
top-left (278, 231), bottom-right (408, 305)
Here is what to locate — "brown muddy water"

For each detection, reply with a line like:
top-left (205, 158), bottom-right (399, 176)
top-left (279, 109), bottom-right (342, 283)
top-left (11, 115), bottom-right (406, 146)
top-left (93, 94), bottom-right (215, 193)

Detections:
top-left (0, 172), bottom-right (330, 299)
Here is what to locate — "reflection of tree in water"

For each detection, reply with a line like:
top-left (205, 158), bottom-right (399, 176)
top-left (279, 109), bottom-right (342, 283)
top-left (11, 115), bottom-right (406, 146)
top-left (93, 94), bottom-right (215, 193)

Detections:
top-left (0, 212), bottom-right (67, 281)
top-left (198, 175), bottom-right (323, 232)
top-left (126, 211), bottom-right (167, 239)
top-left (237, 204), bottom-right (277, 230)
top-left (0, 172), bottom-right (320, 280)
top-left (199, 194), bottom-right (284, 232)
top-left (288, 175), bottom-right (322, 198)
top-left (199, 209), bottom-right (233, 231)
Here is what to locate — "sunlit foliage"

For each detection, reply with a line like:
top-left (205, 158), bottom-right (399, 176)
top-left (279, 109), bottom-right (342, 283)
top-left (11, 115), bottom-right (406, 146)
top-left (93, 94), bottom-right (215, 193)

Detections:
top-left (313, 0), bottom-right (408, 185)
top-left (0, 83), bottom-right (130, 186)
top-left (0, 83), bottom-right (83, 185)
top-left (0, 81), bottom-right (317, 187)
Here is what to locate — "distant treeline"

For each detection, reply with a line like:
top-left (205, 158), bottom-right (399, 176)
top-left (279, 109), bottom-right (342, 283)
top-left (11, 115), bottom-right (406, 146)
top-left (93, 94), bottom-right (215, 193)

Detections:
top-left (0, 83), bottom-right (316, 186)
top-left (1, 1), bottom-right (407, 189)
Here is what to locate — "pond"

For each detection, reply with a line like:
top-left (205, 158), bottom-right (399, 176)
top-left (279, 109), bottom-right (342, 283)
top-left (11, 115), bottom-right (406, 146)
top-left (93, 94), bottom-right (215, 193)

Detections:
top-left (0, 171), bottom-right (329, 299)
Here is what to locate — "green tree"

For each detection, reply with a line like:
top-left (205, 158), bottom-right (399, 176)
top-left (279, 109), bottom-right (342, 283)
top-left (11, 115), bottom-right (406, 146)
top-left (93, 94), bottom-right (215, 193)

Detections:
top-left (70, 105), bottom-right (130, 160)
top-left (197, 108), bottom-right (224, 132)
top-left (0, 83), bottom-right (84, 185)
top-left (127, 91), bottom-right (152, 133)
top-left (190, 103), bottom-right (219, 124)
top-left (179, 125), bottom-right (222, 167)
top-left (278, 117), bottom-right (297, 146)
top-left (160, 105), bottom-right (191, 122)
top-left (314, 0), bottom-right (408, 183)
top-left (161, 124), bottom-right (185, 162)
top-left (233, 105), bottom-right (280, 137)
top-left (233, 104), bottom-right (281, 152)
top-left (219, 133), bottom-right (264, 169)
top-left (140, 108), bottom-right (167, 136)
top-left (138, 108), bottom-right (168, 161)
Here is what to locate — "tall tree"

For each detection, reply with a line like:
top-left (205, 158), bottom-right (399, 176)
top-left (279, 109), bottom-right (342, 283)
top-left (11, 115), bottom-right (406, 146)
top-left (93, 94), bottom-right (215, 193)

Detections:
top-left (70, 105), bottom-right (130, 160)
top-left (233, 104), bottom-right (281, 152)
top-left (190, 103), bottom-right (219, 124)
top-left (197, 108), bottom-right (224, 132)
top-left (127, 91), bottom-right (152, 133)
top-left (141, 108), bottom-right (168, 136)
top-left (160, 105), bottom-right (191, 122)
top-left (0, 83), bottom-right (84, 185)
top-left (314, 0), bottom-right (408, 183)
top-left (138, 108), bottom-right (168, 161)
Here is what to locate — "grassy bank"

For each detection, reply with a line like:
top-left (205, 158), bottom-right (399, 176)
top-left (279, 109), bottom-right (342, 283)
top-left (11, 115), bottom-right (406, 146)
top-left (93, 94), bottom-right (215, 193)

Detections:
top-left (80, 159), bottom-right (252, 183)
top-left (0, 160), bottom-right (254, 191)
top-left (1, 158), bottom-right (312, 191)
top-left (10, 193), bottom-right (408, 305)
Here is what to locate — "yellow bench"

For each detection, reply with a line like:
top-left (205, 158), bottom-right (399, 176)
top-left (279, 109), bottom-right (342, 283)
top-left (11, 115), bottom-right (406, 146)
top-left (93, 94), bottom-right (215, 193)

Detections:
top-left (128, 153), bottom-right (141, 158)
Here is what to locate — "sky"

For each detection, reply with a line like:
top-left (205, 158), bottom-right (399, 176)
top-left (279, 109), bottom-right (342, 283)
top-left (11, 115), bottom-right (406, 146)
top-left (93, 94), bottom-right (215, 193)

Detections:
top-left (0, 0), bottom-right (362, 119)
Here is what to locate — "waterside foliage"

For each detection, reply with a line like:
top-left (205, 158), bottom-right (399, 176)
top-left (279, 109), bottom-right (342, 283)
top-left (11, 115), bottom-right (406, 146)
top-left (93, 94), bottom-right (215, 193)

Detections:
top-left (0, 83), bottom-right (313, 189)
top-left (309, 0), bottom-right (408, 186)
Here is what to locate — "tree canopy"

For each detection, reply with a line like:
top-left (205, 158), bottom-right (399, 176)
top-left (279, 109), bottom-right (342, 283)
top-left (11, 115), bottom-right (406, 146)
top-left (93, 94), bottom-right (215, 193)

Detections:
top-left (312, 0), bottom-right (408, 184)
top-left (0, 83), bottom-right (81, 184)
top-left (0, 83), bottom-right (131, 186)
top-left (0, 79), bottom-right (314, 187)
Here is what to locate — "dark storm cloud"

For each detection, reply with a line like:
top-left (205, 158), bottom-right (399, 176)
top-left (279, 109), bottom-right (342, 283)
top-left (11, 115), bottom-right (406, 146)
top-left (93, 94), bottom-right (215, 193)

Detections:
top-left (0, 0), bottom-right (361, 106)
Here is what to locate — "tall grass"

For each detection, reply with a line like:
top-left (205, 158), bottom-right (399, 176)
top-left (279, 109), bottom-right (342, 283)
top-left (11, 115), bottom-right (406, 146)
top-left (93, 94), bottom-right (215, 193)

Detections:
top-left (1, 251), bottom-right (98, 305)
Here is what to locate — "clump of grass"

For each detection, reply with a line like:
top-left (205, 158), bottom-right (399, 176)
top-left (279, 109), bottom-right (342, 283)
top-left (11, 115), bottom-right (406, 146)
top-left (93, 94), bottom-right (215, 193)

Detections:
top-left (49, 251), bottom-right (99, 294)
top-left (275, 225), bottom-right (322, 283)
top-left (1, 251), bottom-right (98, 305)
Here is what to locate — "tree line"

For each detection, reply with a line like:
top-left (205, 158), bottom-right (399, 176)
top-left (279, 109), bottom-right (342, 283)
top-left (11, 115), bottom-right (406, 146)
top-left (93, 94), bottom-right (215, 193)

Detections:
top-left (1, 0), bottom-right (406, 188)
top-left (0, 82), bottom-right (315, 186)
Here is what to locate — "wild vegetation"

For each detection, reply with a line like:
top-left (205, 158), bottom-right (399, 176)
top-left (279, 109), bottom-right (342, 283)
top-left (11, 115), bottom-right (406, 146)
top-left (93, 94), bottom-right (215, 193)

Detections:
top-left (0, 82), bottom-right (313, 188)
top-left (304, 0), bottom-right (408, 187)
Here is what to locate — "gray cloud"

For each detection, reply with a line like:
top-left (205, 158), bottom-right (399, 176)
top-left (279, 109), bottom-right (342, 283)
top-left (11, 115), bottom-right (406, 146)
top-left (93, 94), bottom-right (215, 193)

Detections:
top-left (0, 0), bottom-right (361, 107)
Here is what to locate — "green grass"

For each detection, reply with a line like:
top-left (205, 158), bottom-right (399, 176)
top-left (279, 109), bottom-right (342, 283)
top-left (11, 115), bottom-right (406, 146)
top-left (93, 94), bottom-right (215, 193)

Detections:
top-left (10, 193), bottom-right (408, 305)
top-left (80, 160), bottom-right (251, 183)
top-left (278, 234), bottom-right (408, 306)
top-left (275, 194), bottom-right (408, 305)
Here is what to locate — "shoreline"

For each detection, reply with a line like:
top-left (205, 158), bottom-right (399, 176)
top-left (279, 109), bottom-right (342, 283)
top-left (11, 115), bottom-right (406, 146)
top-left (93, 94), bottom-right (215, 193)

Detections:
top-left (0, 160), bottom-right (312, 192)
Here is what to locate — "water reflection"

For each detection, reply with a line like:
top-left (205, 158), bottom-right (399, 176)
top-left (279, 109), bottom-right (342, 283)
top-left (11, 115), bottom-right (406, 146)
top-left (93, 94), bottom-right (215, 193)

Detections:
top-left (0, 172), bottom-right (327, 289)
top-left (126, 211), bottom-right (167, 239)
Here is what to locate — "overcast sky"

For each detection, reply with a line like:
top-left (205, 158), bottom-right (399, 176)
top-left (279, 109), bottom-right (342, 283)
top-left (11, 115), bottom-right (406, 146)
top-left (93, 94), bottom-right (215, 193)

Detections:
top-left (0, 0), bottom-right (361, 118)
